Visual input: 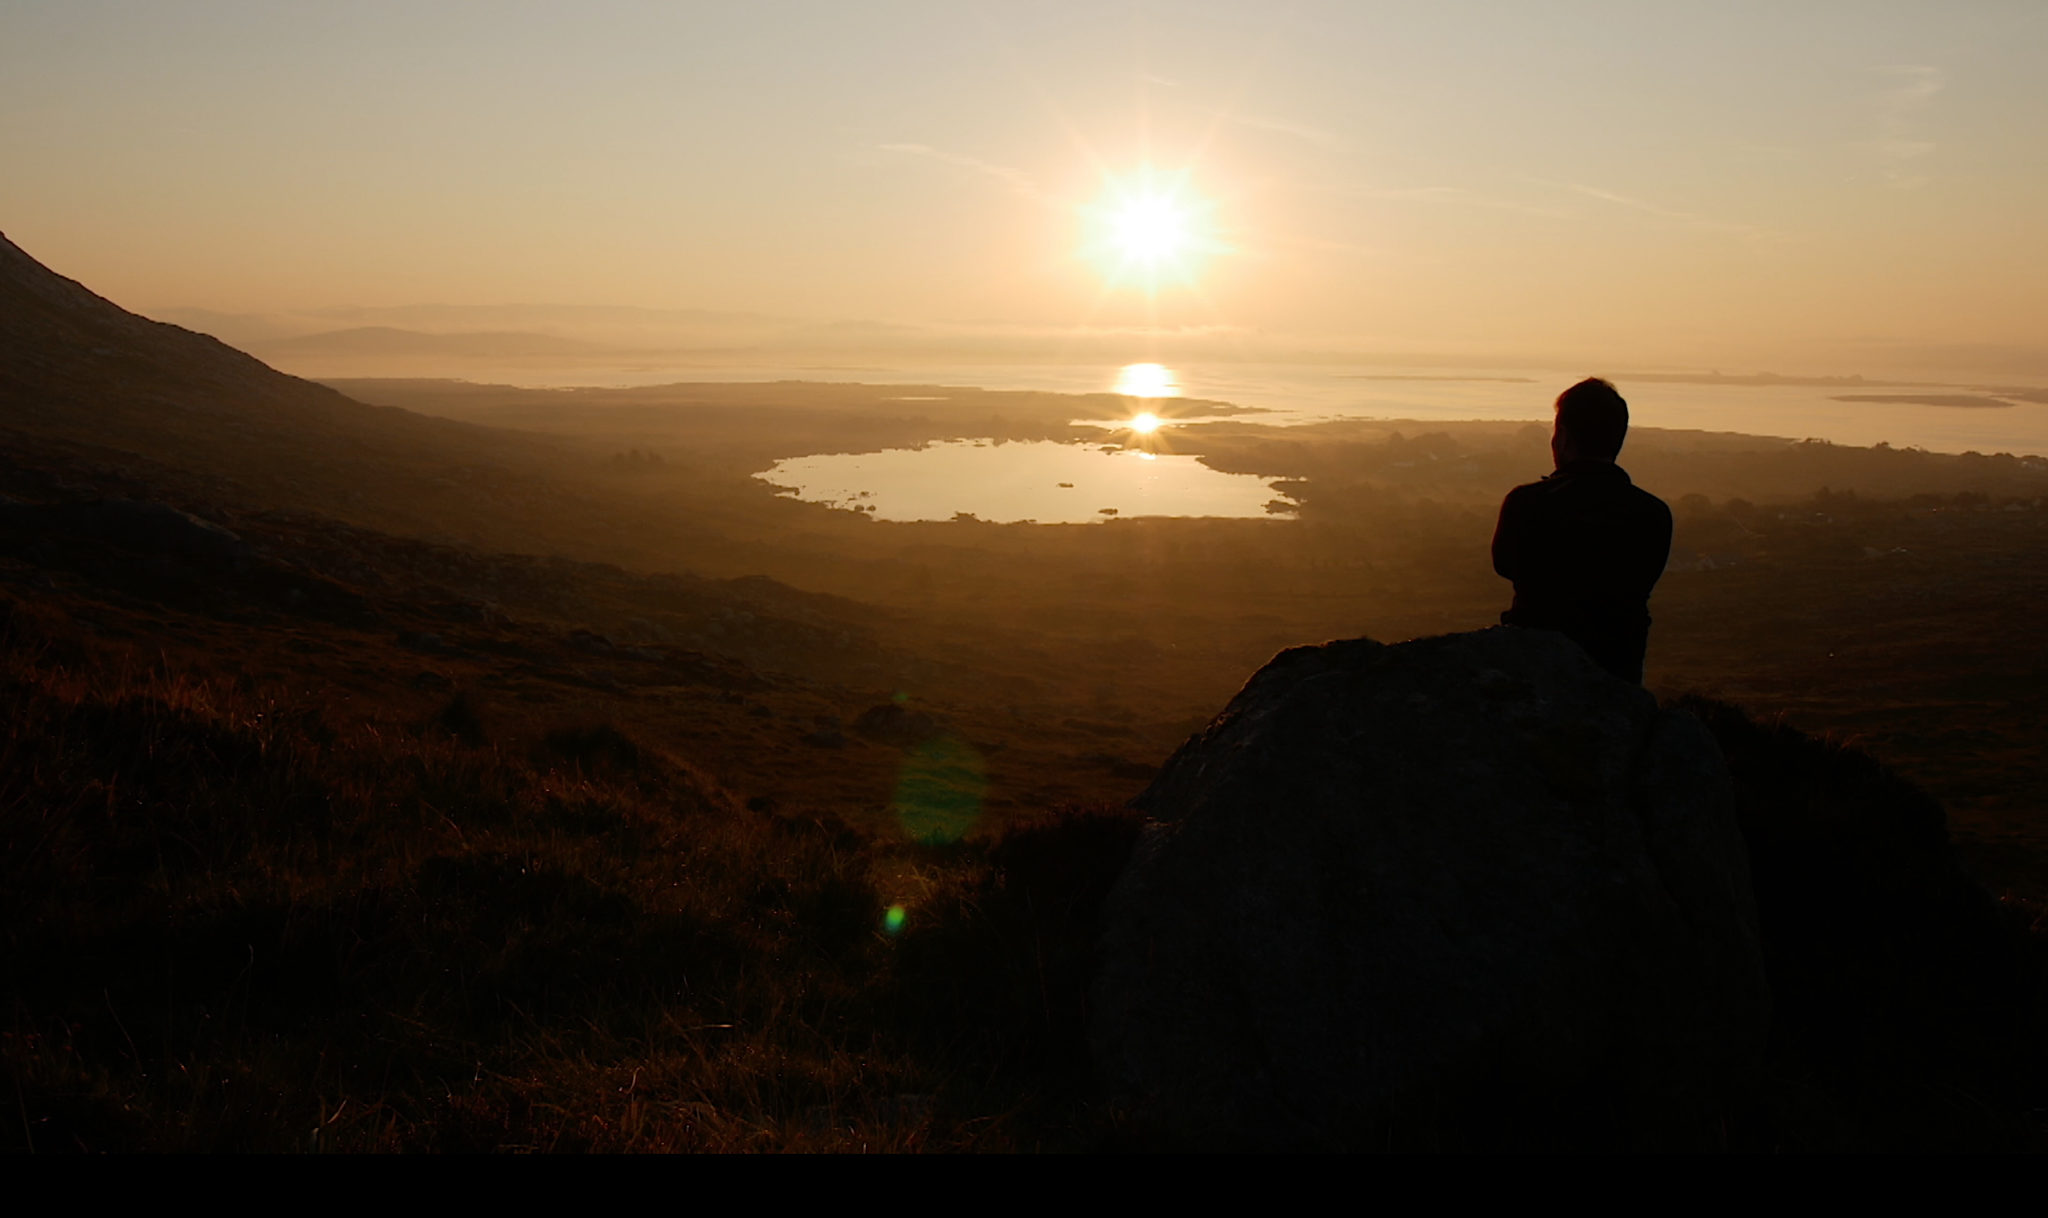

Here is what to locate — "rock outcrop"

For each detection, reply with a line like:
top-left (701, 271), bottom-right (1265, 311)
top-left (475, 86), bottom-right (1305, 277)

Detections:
top-left (1091, 627), bottom-right (1770, 1149)
top-left (0, 499), bottom-right (250, 565)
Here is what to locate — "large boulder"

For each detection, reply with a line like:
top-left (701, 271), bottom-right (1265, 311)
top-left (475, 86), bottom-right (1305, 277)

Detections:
top-left (1091, 628), bottom-right (1770, 1149)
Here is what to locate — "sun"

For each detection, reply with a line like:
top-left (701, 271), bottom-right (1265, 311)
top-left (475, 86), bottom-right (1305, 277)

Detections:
top-left (1111, 195), bottom-right (1193, 265)
top-left (1081, 169), bottom-right (1223, 292)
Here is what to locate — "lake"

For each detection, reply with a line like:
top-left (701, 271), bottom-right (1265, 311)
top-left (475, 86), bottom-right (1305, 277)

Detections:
top-left (760, 436), bottom-right (1291, 524)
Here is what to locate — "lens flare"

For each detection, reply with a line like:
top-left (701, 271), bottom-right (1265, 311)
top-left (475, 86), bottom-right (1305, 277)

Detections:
top-left (883, 905), bottom-right (907, 936)
top-left (891, 734), bottom-right (987, 844)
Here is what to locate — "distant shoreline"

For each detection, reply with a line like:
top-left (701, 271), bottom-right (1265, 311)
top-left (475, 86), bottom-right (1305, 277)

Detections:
top-left (1832, 393), bottom-right (2020, 410)
top-left (1337, 374), bottom-right (1536, 383)
top-left (312, 366), bottom-right (2048, 460)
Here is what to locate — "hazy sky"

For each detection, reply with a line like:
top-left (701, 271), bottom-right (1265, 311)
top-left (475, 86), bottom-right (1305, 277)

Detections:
top-left (5, 1), bottom-right (2046, 372)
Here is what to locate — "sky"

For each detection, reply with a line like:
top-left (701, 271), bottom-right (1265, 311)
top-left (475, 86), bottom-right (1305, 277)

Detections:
top-left (4, 1), bottom-right (2046, 374)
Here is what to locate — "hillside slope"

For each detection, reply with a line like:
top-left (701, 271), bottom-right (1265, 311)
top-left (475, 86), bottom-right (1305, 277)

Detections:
top-left (0, 232), bottom-right (721, 569)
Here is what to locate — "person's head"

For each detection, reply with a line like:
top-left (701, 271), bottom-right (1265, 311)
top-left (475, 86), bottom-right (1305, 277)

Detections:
top-left (1552, 377), bottom-right (1628, 467)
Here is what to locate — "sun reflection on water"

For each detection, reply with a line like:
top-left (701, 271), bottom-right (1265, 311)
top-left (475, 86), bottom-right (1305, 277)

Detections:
top-left (1114, 363), bottom-right (1180, 399)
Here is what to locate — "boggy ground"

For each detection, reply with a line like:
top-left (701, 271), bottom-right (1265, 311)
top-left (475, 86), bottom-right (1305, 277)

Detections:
top-left (4, 373), bottom-right (2047, 1149)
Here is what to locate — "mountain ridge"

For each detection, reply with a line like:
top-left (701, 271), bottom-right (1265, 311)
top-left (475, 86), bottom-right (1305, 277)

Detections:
top-left (0, 231), bottom-right (702, 574)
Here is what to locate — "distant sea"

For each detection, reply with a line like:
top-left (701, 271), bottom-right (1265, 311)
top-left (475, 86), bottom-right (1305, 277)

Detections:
top-left (326, 356), bottom-right (2048, 458)
top-left (863, 362), bottom-right (2048, 458)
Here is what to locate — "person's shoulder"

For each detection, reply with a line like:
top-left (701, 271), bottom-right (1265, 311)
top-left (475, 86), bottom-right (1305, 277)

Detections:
top-left (1618, 476), bottom-right (1673, 525)
top-left (1499, 477), bottom-right (1548, 511)
top-left (1623, 479), bottom-right (1668, 509)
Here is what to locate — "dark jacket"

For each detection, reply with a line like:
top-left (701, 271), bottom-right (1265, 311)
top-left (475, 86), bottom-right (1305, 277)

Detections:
top-left (1491, 460), bottom-right (1673, 683)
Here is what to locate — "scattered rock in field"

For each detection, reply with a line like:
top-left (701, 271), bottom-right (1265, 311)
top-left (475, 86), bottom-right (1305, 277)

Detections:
top-left (567, 628), bottom-right (614, 655)
top-left (853, 703), bottom-right (940, 746)
top-left (800, 711), bottom-right (847, 747)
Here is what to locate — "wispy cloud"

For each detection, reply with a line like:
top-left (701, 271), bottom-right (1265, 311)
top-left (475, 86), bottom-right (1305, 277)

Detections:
top-left (877, 143), bottom-right (1052, 204)
top-left (1341, 183), bottom-right (1571, 220)
top-left (1562, 183), bottom-right (1770, 236)
top-left (930, 321), bottom-right (1250, 341)
top-left (1334, 178), bottom-right (1763, 234)
top-left (1525, 180), bottom-right (1785, 241)
top-left (1269, 234), bottom-right (1398, 261)
top-left (1857, 64), bottom-right (1942, 189)
top-left (1226, 113), bottom-right (1340, 147)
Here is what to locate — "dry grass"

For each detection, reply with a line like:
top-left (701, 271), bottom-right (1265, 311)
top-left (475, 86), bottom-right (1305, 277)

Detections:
top-left (0, 589), bottom-right (1140, 1152)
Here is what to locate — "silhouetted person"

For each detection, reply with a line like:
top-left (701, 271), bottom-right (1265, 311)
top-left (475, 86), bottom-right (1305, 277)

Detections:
top-left (1492, 378), bottom-right (1672, 684)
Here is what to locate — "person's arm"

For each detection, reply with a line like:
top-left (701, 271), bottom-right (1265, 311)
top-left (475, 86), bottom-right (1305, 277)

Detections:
top-left (1492, 487), bottom-right (1532, 581)
top-left (1646, 499), bottom-right (1662, 585)
top-left (1638, 497), bottom-right (1674, 592)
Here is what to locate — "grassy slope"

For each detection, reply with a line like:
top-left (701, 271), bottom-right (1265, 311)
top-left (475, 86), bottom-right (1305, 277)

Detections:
top-left (0, 573), bottom-right (1147, 1151)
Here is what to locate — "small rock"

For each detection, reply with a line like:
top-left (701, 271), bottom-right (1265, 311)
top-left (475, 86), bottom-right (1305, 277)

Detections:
top-left (853, 703), bottom-right (939, 746)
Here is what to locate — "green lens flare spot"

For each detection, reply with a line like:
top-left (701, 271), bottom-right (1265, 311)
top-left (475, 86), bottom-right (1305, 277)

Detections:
top-left (891, 734), bottom-right (987, 844)
top-left (883, 905), bottom-right (907, 936)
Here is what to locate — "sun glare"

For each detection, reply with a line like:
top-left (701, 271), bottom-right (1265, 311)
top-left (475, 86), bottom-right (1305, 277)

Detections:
top-left (1114, 362), bottom-right (1179, 398)
top-left (1113, 196), bottom-right (1192, 264)
top-left (1082, 170), bottom-right (1222, 292)
top-left (1131, 412), bottom-right (1163, 434)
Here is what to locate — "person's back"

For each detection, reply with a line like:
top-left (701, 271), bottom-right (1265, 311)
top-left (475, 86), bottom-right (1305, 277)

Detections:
top-left (1492, 378), bottom-right (1672, 684)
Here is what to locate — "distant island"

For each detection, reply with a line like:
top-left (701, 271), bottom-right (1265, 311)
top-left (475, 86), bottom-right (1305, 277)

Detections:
top-left (1337, 374), bottom-right (1538, 383)
top-left (1624, 371), bottom-right (1909, 387)
top-left (1832, 393), bottom-right (2017, 410)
